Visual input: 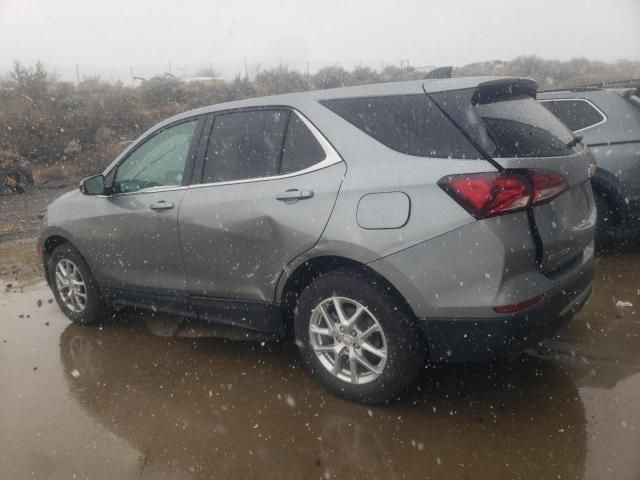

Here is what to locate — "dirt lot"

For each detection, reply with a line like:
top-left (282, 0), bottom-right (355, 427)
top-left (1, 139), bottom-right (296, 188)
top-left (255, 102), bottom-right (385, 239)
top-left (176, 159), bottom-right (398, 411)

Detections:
top-left (0, 185), bottom-right (74, 281)
top-left (0, 188), bottom-right (639, 479)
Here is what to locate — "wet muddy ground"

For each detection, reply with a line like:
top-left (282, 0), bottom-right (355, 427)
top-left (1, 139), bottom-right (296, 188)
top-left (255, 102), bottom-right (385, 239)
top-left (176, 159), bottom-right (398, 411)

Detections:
top-left (1, 194), bottom-right (639, 479)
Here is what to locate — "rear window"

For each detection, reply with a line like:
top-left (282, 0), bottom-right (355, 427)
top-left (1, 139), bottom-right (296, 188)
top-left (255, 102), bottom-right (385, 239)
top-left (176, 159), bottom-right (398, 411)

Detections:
top-left (320, 95), bottom-right (480, 159)
top-left (431, 89), bottom-right (577, 158)
top-left (540, 99), bottom-right (606, 132)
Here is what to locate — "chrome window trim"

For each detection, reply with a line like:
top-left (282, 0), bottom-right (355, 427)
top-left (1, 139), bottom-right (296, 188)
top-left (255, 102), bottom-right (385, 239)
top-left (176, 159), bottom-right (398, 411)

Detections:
top-left (189, 109), bottom-right (343, 190)
top-left (539, 98), bottom-right (608, 133)
top-left (96, 184), bottom-right (189, 198)
top-left (96, 109), bottom-right (343, 197)
top-left (102, 116), bottom-right (205, 198)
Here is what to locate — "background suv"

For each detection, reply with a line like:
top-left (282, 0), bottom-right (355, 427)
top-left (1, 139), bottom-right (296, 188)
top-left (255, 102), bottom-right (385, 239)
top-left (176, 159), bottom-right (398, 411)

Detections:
top-left (40, 77), bottom-right (596, 403)
top-left (538, 81), bottom-right (640, 247)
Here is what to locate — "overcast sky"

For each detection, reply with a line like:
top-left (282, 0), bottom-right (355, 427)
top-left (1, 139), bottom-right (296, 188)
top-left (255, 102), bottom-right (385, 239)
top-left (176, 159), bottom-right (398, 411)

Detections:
top-left (1, 0), bottom-right (639, 82)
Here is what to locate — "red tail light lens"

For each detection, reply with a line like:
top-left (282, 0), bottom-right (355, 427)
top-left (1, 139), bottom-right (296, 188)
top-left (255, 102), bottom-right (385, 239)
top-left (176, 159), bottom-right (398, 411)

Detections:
top-left (441, 172), bottom-right (531, 218)
top-left (529, 170), bottom-right (568, 204)
top-left (440, 170), bottom-right (568, 219)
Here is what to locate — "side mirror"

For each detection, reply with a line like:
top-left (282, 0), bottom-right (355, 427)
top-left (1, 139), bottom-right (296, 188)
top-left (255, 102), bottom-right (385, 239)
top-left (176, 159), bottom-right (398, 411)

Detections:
top-left (79, 175), bottom-right (106, 195)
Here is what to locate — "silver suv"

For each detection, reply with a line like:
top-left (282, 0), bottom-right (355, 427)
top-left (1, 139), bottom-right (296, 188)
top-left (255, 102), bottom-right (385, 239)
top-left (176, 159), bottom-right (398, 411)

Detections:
top-left (40, 77), bottom-right (596, 403)
top-left (538, 81), bottom-right (640, 247)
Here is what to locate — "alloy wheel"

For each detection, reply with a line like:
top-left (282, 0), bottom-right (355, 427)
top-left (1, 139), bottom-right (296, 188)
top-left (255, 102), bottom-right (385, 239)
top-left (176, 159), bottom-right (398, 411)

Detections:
top-left (309, 296), bottom-right (388, 385)
top-left (54, 258), bottom-right (88, 313)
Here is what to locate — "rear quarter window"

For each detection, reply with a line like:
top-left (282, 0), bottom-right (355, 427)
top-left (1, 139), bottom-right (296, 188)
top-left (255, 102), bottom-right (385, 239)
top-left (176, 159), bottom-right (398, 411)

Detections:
top-left (540, 99), bottom-right (606, 132)
top-left (320, 95), bottom-right (481, 159)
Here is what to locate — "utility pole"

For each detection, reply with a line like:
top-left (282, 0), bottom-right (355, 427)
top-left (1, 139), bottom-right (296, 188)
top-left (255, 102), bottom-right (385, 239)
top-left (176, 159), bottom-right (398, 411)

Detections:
top-left (130, 66), bottom-right (134, 85)
top-left (244, 57), bottom-right (248, 80)
top-left (306, 60), bottom-right (310, 77)
top-left (75, 64), bottom-right (80, 84)
top-left (169, 62), bottom-right (172, 75)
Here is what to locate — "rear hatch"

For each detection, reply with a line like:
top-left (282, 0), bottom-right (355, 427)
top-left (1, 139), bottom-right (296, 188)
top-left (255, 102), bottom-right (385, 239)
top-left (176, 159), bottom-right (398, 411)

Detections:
top-left (428, 79), bottom-right (596, 272)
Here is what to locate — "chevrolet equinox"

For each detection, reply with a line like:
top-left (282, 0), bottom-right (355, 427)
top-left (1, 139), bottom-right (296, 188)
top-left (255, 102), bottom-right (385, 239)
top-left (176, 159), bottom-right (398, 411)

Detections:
top-left (40, 77), bottom-right (596, 403)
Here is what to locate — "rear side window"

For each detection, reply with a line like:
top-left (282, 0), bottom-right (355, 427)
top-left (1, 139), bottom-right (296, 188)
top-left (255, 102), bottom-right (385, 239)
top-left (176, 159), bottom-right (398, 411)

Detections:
top-left (320, 95), bottom-right (481, 159)
top-left (203, 110), bottom-right (289, 183)
top-left (540, 99), bottom-right (606, 132)
top-left (432, 90), bottom-right (576, 158)
top-left (281, 114), bottom-right (326, 174)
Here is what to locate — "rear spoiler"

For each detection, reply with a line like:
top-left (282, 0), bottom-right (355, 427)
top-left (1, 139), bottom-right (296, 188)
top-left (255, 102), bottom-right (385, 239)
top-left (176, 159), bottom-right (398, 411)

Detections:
top-left (472, 78), bottom-right (538, 104)
top-left (423, 66), bottom-right (453, 79)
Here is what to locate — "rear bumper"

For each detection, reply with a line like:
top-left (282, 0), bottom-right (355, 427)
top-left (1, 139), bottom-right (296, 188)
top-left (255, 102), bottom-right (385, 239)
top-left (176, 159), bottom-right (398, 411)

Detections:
top-left (420, 252), bottom-right (594, 362)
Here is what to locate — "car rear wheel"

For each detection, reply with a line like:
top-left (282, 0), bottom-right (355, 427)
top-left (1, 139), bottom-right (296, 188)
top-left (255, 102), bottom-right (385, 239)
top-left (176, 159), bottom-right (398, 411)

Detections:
top-left (294, 269), bottom-right (426, 404)
top-left (48, 243), bottom-right (111, 325)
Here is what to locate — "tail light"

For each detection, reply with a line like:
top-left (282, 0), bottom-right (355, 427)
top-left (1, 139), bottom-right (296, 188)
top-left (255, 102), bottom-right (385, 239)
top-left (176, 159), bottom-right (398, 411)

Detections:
top-left (439, 170), bottom-right (568, 219)
top-left (529, 171), bottom-right (568, 203)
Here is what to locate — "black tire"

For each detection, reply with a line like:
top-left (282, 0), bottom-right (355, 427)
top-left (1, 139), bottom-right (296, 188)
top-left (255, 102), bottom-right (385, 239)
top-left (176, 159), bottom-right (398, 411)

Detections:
top-left (594, 191), bottom-right (620, 254)
top-left (294, 269), bottom-right (426, 404)
top-left (48, 243), bottom-right (111, 325)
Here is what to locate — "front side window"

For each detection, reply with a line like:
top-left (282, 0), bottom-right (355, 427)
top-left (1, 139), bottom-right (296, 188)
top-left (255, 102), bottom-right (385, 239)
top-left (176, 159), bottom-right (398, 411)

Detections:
top-left (114, 119), bottom-right (199, 193)
top-left (540, 99), bottom-right (606, 132)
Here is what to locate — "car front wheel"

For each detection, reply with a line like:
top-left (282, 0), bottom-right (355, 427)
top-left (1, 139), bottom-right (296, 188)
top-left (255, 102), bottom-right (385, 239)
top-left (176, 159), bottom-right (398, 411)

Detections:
top-left (48, 243), bottom-right (111, 325)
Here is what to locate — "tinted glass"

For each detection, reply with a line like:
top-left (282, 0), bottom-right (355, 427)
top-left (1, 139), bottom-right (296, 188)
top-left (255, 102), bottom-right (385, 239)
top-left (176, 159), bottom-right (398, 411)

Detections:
top-left (321, 95), bottom-right (480, 159)
top-left (541, 99), bottom-right (605, 131)
top-left (432, 89), bottom-right (576, 158)
top-left (114, 119), bottom-right (199, 193)
top-left (474, 96), bottom-right (576, 157)
top-left (281, 114), bottom-right (326, 174)
top-left (203, 110), bottom-right (289, 183)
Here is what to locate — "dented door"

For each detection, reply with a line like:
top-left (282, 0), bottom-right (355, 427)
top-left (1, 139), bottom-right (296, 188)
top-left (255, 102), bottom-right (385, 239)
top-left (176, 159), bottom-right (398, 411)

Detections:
top-left (178, 162), bottom-right (346, 301)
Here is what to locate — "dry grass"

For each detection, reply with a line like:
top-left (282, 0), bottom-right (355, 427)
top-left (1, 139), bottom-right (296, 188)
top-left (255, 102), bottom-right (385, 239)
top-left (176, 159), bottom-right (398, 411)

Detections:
top-left (32, 162), bottom-right (83, 187)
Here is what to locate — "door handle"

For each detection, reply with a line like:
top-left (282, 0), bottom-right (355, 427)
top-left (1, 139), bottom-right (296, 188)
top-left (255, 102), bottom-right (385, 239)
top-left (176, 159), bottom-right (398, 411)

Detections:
top-left (150, 200), bottom-right (175, 211)
top-left (275, 189), bottom-right (314, 202)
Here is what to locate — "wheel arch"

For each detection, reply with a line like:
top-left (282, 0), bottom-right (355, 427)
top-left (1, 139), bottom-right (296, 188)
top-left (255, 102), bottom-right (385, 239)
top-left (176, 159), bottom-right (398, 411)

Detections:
top-left (41, 234), bottom-right (92, 287)
top-left (278, 254), bottom-right (418, 339)
top-left (591, 167), bottom-right (628, 223)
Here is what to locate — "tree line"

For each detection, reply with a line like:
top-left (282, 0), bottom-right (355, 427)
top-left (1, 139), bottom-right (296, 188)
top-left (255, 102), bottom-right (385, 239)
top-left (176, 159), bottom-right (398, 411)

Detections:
top-left (1, 56), bottom-right (638, 178)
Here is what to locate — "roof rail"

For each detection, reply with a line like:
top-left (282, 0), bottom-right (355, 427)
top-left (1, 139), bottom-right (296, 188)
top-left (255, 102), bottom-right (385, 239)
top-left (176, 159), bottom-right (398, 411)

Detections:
top-left (423, 66), bottom-right (453, 80)
top-left (540, 78), bottom-right (640, 93)
top-left (539, 86), bottom-right (602, 93)
top-left (583, 78), bottom-right (640, 89)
